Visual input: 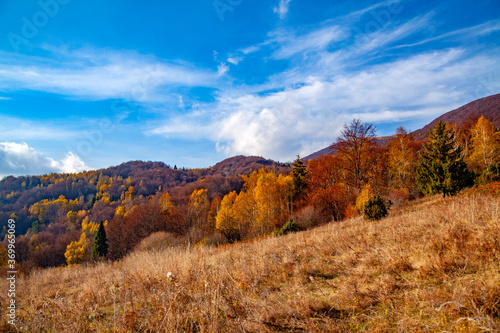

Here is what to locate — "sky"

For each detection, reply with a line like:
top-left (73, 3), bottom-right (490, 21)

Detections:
top-left (0, 0), bottom-right (499, 179)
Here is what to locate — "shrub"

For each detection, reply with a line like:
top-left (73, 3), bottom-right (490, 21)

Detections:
top-left (134, 232), bottom-right (179, 252)
top-left (475, 163), bottom-right (500, 185)
top-left (363, 196), bottom-right (388, 221)
top-left (274, 220), bottom-right (298, 237)
top-left (194, 233), bottom-right (228, 248)
top-left (293, 206), bottom-right (319, 230)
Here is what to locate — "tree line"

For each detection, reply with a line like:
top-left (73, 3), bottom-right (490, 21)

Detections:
top-left (0, 116), bottom-right (499, 269)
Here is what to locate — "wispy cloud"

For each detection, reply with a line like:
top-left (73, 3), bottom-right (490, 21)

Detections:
top-left (270, 25), bottom-right (346, 59)
top-left (209, 49), bottom-right (499, 160)
top-left (273, 0), bottom-right (292, 19)
top-left (4, 1), bottom-right (499, 165)
top-left (150, 0), bottom-right (500, 161)
top-left (0, 142), bottom-right (91, 179)
top-left (342, 0), bottom-right (404, 22)
top-left (346, 14), bottom-right (432, 58)
top-left (393, 19), bottom-right (500, 49)
top-left (0, 115), bottom-right (81, 142)
top-left (0, 47), bottom-right (219, 103)
top-left (216, 62), bottom-right (230, 77)
top-left (227, 57), bottom-right (243, 65)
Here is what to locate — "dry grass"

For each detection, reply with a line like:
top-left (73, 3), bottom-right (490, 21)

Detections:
top-left (1, 194), bottom-right (500, 332)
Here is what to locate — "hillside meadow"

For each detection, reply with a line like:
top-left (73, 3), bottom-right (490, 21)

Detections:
top-left (1, 193), bottom-right (499, 332)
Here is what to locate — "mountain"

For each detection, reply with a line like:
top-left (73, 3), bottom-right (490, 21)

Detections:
top-left (412, 93), bottom-right (500, 138)
top-left (0, 156), bottom-right (288, 238)
top-left (303, 93), bottom-right (500, 161)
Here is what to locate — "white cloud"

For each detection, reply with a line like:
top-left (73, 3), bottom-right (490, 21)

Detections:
top-left (346, 14), bottom-right (432, 58)
top-left (0, 142), bottom-right (91, 179)
top-left (273, 0), bottom-right (292, 19)
top-left (216, 62), bottom-right (230, 77)
top-left (152, 48), bottom-right (500, 161)
top-left (342, 0), bottom-right (404, 22)
top-left (0, 48), bottom-right (218, 103)
top-left (52, 152), bottom-right (90, 174)
top-left (270, 25), bottom-right (346, 59)
top-left (394, 19), bottom-right (500, 49)
top-left (147, 3), bottom-right (500, 162)
top-left (227, 57), bottom-right (243, 65)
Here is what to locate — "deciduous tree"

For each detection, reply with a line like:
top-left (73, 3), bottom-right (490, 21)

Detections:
top-left (188, 189), bottom-right (209, 230)
top-left (387, 127), bottom-right (418, 194)
top-left (468, 116), bottom-right (500, 174)
top-left (215, 191), bottom-right (240, 241)
top-left (332, 119), bottom-right (378, 193)
top-left (65, 232), bottom-right (89, 266)
top-left (305, 154), bottom-right (349, 222)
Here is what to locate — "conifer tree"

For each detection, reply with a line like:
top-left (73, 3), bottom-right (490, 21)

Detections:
top-left (417, 121), bottom-right (473, 197)
top-left (91, 221), bottom-right (108, 260)
top-left (291, 155), bottom-right (307, 200)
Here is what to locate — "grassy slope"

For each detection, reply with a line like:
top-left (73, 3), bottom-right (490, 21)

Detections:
top-left (1, 194), bottom-right (499, 332)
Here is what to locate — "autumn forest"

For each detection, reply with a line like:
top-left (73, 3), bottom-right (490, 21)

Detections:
top-left (1, 108), bottom-right (499, 271)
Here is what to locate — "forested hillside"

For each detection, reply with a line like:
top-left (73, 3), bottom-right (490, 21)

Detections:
top-left (0, 99), bottom-right (499, 271)
top-left (0, 157), bottom-right (288, 269)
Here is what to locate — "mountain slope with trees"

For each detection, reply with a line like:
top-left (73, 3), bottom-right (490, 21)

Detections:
top-left (0, 95), bottom-right (499, 271)
top-left (304, 93), bottom-right (500, 161)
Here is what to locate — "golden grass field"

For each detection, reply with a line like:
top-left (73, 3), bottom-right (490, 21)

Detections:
top-left (1, 194), bottom-right (499, 332)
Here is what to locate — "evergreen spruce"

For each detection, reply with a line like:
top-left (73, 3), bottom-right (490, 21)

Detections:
top-left (416, 121), bottom-right (474, 197)
top-left (291, 155), bottom-right (307, 200)
top-left (89, 195), bottom-right (96, 208)
top-left (91, 221), bottom-right (108, 261)
top-left (363, 196), bottom-right (388, 221)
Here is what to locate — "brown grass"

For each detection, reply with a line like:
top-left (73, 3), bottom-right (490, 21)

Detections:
top-left (1, 194), bottom-right (499, 332)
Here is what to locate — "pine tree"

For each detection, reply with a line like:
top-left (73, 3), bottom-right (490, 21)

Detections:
top-left (291, 155), bottom-right (307, 200)
top-left (417, 121), bottom-right (474, 197)
top-left (91, 221), bottom-right (108, 261)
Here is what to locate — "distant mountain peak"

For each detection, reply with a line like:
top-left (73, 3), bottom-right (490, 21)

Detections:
top-left (303, 93), bottom-right (500, 161)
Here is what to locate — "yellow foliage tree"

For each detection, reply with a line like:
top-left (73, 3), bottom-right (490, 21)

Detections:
top-left (468, 116), bottom-right (500, 173)
top-left (215, 191), bottom-right (239, 241)
top-left (67, 210), bottom-right (78, 224)
top-left (125, 186), bottom-right (135, 199)
top-left (0, 245), bottom-right (8, 266)
top-left (355, 184), bottom-right (374, 213)
top-left (233, 190), bottom-right (255, 238)
top-left (255, 171), bottom-right (281, 234)
top-left (81, 217), bottom-right (106, 236)
top-left (188, 189), bottom-right (209, 230)
top-left (388, 127), bottom-right (418, 191)
top-left (159, 192), bottom-right (173, 211)
top-left (115, 206), bottom-right (127, 217)
top-left (277, 174), bottom-right (294, 218)
top-left (65, 232), bottom-right (89, 266)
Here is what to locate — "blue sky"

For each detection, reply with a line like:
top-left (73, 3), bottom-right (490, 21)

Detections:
top-left (0, 0), bottom-right (499, 178)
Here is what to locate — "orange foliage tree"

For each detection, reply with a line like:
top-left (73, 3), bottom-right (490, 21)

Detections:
top-left (305, 154), bottom-right (350, 223)
top-left (332, 119), bottom-right (379, 194)
top-left (387, 127), bottom-right (419, 200)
